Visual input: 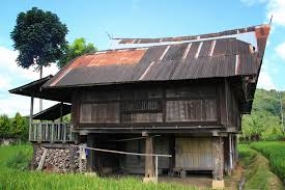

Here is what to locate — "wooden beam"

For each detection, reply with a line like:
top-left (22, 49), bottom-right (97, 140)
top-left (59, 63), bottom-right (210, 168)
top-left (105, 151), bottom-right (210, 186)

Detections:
top-left (37, 148), bottom-right (47, 171)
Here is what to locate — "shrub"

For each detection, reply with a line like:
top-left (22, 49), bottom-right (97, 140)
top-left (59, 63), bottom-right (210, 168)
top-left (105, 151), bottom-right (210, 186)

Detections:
top-left (6, 150), bottom-right (31, 171)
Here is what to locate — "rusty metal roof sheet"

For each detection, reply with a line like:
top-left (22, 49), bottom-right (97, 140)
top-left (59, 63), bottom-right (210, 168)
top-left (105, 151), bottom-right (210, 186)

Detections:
top-left (43, 24), bottom-right (270, 88)
top-left (44, 39), bottom-right (257, 87)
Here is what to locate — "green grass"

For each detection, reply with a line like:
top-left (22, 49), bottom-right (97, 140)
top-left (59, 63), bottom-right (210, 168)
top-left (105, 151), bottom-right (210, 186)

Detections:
top-left (238, 143), bottom-right (284, 190)
top-left (0, 145), bottom-right (199, 190)
top-left (249, 141), bottom-right (285, 183)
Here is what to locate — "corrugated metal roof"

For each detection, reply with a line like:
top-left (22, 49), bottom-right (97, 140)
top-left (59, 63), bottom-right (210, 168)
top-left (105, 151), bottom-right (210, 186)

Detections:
top-left (43, 24), bottom-right (270, 88)
top-left (44, 38), bottom-right (258, 87)
top-left (33, 103), bottom-right (71, 121)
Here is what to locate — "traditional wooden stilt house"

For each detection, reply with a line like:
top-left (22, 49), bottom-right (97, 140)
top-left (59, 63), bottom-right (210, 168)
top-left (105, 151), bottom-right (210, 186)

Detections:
top-left (10, 23), bottom-right (270, 186)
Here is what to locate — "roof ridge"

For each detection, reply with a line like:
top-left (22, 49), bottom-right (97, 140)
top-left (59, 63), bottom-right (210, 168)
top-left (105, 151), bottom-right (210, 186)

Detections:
top-left (113, 23), bottom-right (269, 45)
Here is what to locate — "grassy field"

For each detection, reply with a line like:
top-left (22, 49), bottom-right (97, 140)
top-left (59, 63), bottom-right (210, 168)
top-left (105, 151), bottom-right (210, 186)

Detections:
top-left (0, 145), bottom-right (199, 190)
top-left (2, 142), bottom-right (284, 190)
top-left (250, 141), bottom-right (285, 183)
top-left (238, 144), bottom-right (284, 190)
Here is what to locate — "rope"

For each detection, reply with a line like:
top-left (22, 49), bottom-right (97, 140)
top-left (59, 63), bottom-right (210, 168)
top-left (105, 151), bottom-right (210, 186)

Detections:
top-left (81, 145), bottom-right (172, 158)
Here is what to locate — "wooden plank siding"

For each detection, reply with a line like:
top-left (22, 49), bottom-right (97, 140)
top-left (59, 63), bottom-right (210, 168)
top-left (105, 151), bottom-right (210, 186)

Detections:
top-left (219, 80), bottom-right (241, 129)
top-left (175, 137), bottom-right (215, 170)
top-left (71, 81), bottom-right (240, 130)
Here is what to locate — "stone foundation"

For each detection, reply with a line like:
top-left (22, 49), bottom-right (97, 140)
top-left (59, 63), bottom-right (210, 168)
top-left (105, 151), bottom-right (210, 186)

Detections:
top-left (33, 144), bottom-right (87, 173)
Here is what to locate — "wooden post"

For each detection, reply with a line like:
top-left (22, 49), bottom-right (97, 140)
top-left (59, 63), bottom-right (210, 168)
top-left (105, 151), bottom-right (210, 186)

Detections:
top-left (63, 123), bottom-right (66, 143)
top-left (155, 156), bottom-right (158, 179)
top-left (51, 123), bottom-right (54, 143)
top-left (59, 102), bottom-right (64, 142)
top-left (29, 96), bottom-right (34, 141)
top-left (79, 145), bottom-right (83, 173)
top-left (169, 134), bottom-right (175, 171)
top-left (143, 135), bottom-right (156, 183)
top-left (87, 134), bottom-right (96, 174)
top-left (33, 124), bottom-right (37, 141)
top-left (212, 136), bottom-right (224, 189)
top-left (229, 134), bottom-right (233, 170)
top-left (234, 135), bottom-right (238, 166)
top-left (39, 64), bottom-right (43, 112)
top-left (60, 102), bottom-right (63, 123)
top-left (45, 124), bottom-right (48, 141)
top-left (57, 124), bottom-right (60, 140)
top-left (38, 123), bottom-right (42, 143)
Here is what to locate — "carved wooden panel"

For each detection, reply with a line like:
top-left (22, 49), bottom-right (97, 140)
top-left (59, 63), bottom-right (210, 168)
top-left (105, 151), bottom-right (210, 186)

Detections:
top-left (122, 100), bottom-right (162, 113)
top-left (166, 99), bottom-right (217, 122)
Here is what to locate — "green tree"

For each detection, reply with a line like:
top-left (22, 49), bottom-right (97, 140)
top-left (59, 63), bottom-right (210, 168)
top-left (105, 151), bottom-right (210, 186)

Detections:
top-left (241, 89), bottom-right (285, 141)
top-left (11, 113), bottom-right (29, 141)
top-left (0, 114), bottom-right (11, 139)
top-left (242, 113), bottom-right (265, 141)
top-left (11, 7), bottom-right (68, 110)
top-left (57, 38), bottom-right (97, 68)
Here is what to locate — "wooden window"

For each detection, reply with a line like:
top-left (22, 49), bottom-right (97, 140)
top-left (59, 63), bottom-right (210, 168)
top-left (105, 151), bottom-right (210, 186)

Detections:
top-left (80, 103), bottom-right (119, 123)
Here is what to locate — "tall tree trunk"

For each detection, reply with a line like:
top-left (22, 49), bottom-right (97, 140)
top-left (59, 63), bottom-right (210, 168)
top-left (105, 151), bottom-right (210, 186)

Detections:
top-left (39, 65), bottom-right (43, 111)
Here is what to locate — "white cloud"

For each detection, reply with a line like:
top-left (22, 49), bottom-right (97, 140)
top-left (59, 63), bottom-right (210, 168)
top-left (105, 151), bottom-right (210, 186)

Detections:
top-left (241, 0), bottom-right (285, 27)
top-left (240, 0), bottom-right (267, 6)
top-left (257, 69), bottom-right (276, 90)
top-left (0, 47), bottom-right (58, 81)
top-left (0, 75), bottom-right (11, 91)
top-left (275, 41), bottom-right (285, 60)
top-left (266, 0), bottom-right (285, 27)
top-left (0, 46), bottom-right (59, 117)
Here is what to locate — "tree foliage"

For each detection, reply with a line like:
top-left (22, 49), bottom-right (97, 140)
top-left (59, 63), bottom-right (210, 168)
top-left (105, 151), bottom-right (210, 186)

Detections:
top-left (57, 38), bottom-right (97, 68)
top-left (0, 113), bottom-right (28, 141)
top-left (10, 113), bottom-right (29, 141)
top-left (0, 115), bottom-right (10, 139)
top-left (242, 89), bottom-right (285, 141)
top-left (11, 7), bottom-right (68, 69)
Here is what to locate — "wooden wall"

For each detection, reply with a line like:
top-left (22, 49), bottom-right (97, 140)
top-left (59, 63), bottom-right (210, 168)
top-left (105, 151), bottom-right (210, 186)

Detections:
top-left (175, 137), bottom-right (214, 170)
top-left (72, 83), bottom-right (226, 129)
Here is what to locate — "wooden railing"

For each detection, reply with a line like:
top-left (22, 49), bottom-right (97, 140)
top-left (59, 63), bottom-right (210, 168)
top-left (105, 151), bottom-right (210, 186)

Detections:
top-left (30, 122), bottom-right (75, 143)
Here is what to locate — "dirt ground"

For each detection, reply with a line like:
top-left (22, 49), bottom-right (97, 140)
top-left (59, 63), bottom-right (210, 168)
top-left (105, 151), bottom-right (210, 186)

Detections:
top-left (159, 164), bottom-right (245, 189)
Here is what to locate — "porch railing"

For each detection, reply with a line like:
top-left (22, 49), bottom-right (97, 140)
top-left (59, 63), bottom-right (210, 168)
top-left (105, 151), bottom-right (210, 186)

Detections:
top-left (30, 122), bottom-right (75, 143)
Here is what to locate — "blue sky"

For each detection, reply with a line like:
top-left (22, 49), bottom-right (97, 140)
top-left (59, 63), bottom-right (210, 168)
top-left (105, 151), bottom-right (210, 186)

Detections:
top-left (0, 0), bottom-right (285, 116)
